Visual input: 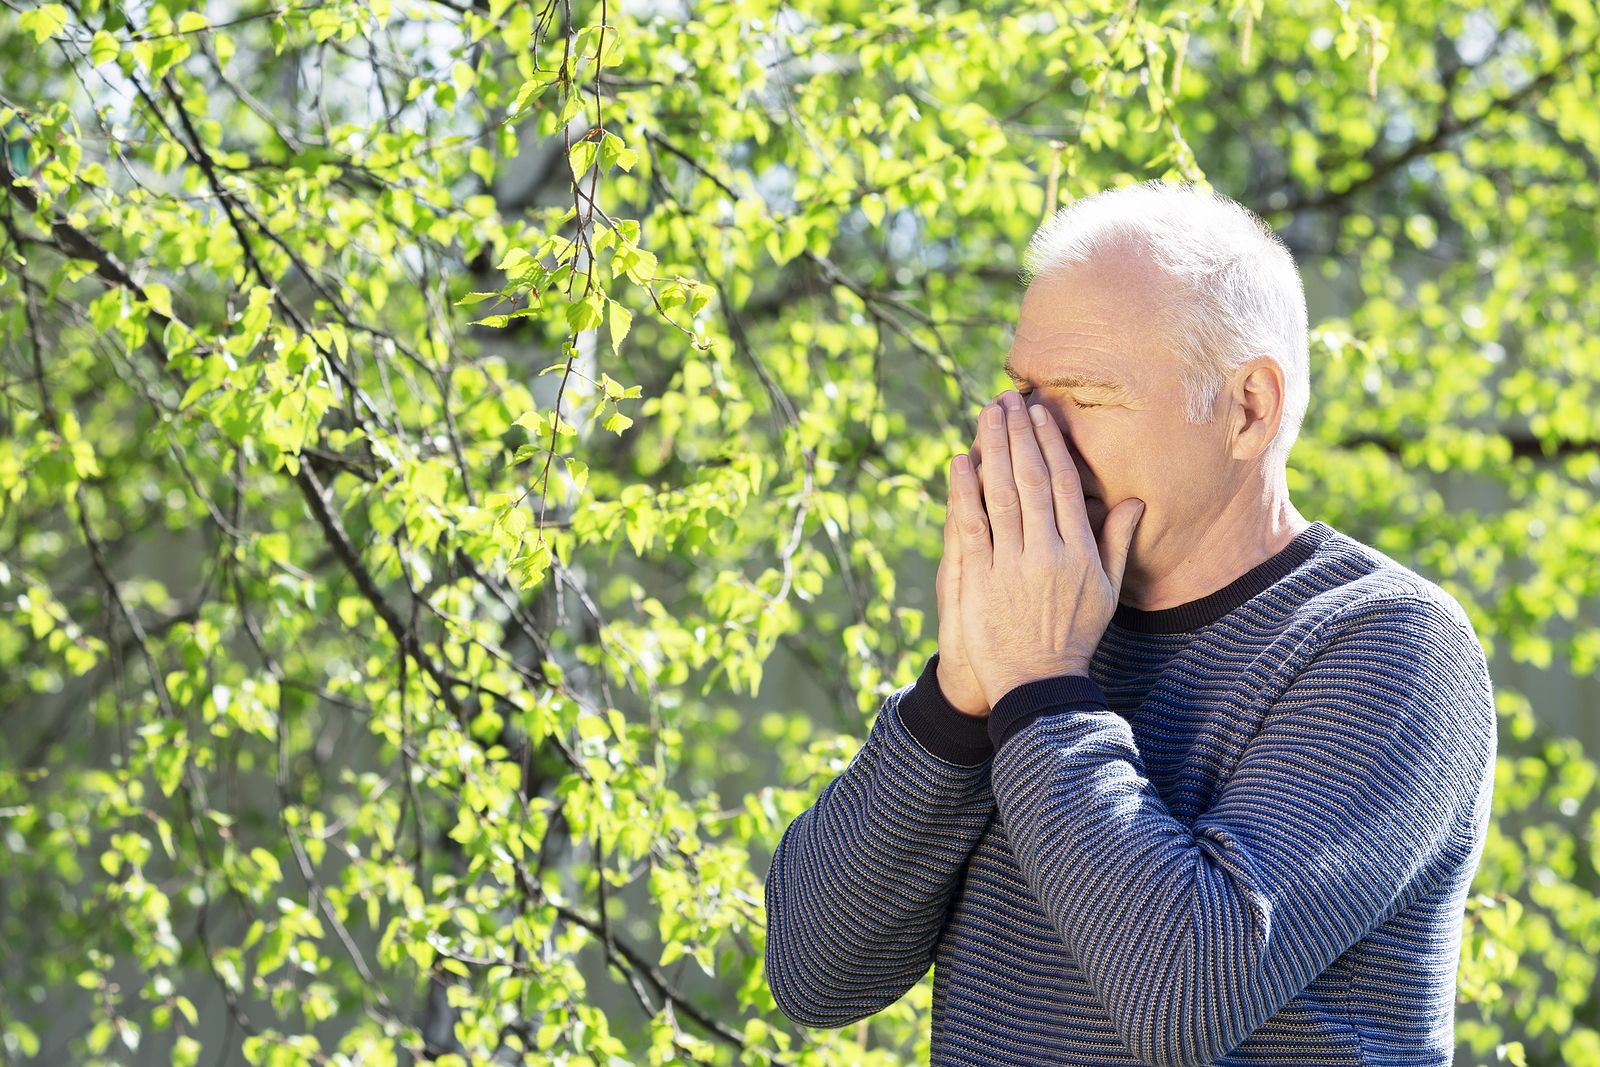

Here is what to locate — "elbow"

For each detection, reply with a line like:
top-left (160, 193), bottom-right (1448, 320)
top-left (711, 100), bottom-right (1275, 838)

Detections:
top-left (1122, 1016), bottom-right (1229, 1067)
top-left (762, 835), bottom-right (930, 1029)
top-left (1116, 979), bottom-right (1245, 1067)
top-left (764, 939), bottom-right (890, 1029)
top-left (764, 957), bottom-right (824, 1027)
top-left (1107, 908), bottom-right (1263, 1066)
top-left (766, 963), bottom-right (870, 1029)
top-left (763, 884), bottom-right (914, 1029)
top-left (763, 865), bottom-right (863, 1029)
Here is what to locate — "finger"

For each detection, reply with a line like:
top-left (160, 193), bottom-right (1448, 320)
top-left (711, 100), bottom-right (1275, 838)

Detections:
top-left (939, 495), bottom-right (963, 615)
top-left (1027, 401), bottom-right (1095, 549)
top-left (950, 453), bottom-right (993, 569)
top-left (944, 487), bottom-right (963, 567)
top-left (1003, 392), bottom-right (1056, 549)
top-left (975, 399), bottom-right (1021, 559)
top-left (959, 430), bottom-right (983, 509)
top-left (960, 444), bottom-right (972, 515)
top-left (940, 496), bottom-right (963, 596)
top-left (969, 438), bottom-right (983, 508)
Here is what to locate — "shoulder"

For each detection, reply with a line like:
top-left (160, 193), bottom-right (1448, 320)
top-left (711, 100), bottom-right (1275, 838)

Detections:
top-left (1295, 566), bottom-right (1496, 772)
top-left (1272, 526), bottom-right (1494, 724)
top-left (1325, 535), bottom-right (1482, 652)
top-left (1289, 525), bottom-right (1485, 655)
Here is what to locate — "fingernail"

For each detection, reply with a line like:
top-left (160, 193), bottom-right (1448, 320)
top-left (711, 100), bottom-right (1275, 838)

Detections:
top-left (954, 454), bottom-right (971, 473)
top-left (986, 405), bottom-right (1003, 427)
top-left (1000, 392), bottom-right (1020, 411)
top-left (1030, 405), bottom-right (1046, 425)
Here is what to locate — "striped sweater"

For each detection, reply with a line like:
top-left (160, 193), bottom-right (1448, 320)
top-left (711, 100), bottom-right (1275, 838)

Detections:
top-left (764, 520), bottom-right (1498, 1066)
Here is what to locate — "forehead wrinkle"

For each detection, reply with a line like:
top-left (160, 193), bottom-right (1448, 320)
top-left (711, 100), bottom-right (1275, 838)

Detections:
top-left (1015, 323), bottom-right (1118, 339)
top-left (1003, 352), bottom-right (1131, 395)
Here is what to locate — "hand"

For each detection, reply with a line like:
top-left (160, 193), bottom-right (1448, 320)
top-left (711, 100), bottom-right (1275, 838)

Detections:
top-left (949, 391), bottom-right (1145, 709)
top-left (935, 482), bottom-right (990, 718)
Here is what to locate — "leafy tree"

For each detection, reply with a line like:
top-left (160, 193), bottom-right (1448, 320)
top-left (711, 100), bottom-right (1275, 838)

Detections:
top-left (1, 0), bottom-right (1598, 1063)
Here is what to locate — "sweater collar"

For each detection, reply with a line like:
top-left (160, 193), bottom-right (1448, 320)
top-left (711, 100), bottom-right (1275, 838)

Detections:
top-left (1110, 520), bottom-right (1336, 635)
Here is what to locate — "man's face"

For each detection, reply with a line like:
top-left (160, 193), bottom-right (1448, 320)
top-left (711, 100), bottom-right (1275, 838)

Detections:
top-left (1003, 251), bottom-right (1230, 552)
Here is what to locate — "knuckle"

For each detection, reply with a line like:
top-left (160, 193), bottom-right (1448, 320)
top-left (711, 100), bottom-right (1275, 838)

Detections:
top-left (961, 515), bottom-right (989, 538)
top-left (987, 484), bottom-right (1019, 510)
top-left (1016, 464), bottom-right (1050, 490)
top-left (1052, 470), bottom-right (1079, 495)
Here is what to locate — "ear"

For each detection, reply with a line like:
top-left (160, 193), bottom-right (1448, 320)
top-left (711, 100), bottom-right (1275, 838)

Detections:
top-left (1227, 355), bottom-right (1285, 462)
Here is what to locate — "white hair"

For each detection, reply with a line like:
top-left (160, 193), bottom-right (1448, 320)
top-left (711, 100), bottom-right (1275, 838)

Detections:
top-left (1020, 180), bottom-right (1310, 472)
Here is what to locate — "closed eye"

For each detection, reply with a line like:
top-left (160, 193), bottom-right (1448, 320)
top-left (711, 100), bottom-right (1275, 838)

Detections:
top-left (1016, 384), bottom-right (1099, 410)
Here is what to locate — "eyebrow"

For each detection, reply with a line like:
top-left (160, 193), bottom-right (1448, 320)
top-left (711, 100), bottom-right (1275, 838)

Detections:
top-left (1003, 356), bottom-right (1129, 395)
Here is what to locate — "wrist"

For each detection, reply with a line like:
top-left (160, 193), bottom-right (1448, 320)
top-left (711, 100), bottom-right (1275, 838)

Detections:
top-left (936, 661), bottom-right (990, 718)
top-left (900, 652), bottom-right (995, 767)
top-left (987, 661), bottom-right (1093, 706)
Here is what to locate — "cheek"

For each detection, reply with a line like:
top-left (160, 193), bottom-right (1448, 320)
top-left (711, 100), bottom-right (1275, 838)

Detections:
top-left (1057, 413), bottom-right (1111, 458)
top-left (1034, 404), bottom-right (1122, 488)
top-left (1074, 424), bottom-right (1147, 494)
top-left (1044, 405), bottom-right (1091, 452)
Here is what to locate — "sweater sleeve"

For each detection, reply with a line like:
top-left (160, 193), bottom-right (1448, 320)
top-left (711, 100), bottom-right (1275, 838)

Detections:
top-left (764, 652), bottom-right (998, 1028)
top-left (987, 595), bottom-right (1498, 1067)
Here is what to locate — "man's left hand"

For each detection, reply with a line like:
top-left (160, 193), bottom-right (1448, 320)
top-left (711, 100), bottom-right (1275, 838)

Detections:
top-left (949, 390), bottom-right (1146, 709)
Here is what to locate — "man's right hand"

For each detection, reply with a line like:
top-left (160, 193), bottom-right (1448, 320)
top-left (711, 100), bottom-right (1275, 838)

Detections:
top-left (936, 477), bottom-right (991, 719)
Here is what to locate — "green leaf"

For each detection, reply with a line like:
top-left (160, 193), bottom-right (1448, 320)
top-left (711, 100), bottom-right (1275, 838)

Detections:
top-left (608, 298), bottom-right (632, 354)
top-left (569, 138), bottom-right (597, 178)
top-left (308, 7), bottom-right (342, 42)
top-left (598, 131), bottom-right (637, 173)
top-left (469, 145), bottom-right (494, 184)
top-left (19, 3), bottom-right (68, 42)
top-left (142, 283), bottom-right (174, 320)
top-left (90, 31), bottom-right (120, 65)
top-left (496, 247), bottom-right (533, 274)
top-left (249, 847), bottom-right (282, 883)
top-left (565, 290), bottom-right (604, 333)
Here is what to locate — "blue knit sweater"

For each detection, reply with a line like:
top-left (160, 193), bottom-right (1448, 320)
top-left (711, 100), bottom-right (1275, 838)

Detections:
top-left (764, 520), bottom-right (1498, 1066)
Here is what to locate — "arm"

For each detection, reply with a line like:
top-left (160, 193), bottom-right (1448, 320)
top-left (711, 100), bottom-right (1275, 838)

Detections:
top-left (764, 652), bottom-right (998, 1027)
top-left (985, 596), bottom-right (1498, 1067)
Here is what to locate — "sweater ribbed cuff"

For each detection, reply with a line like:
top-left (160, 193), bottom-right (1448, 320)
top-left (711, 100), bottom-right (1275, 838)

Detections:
top-left (896, 653), bottom-right (995, 767)
top-left (989, 672), bottom-right (1110, 751)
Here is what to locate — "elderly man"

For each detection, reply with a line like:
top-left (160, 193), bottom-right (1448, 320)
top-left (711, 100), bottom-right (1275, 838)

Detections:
top-left (763, 181), bottom-right (1497, 1066)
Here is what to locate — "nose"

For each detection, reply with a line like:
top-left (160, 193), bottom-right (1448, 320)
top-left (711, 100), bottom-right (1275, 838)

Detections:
top-left (1025, 395), bottom-right (1073, 442)
top-left (1025, 398), bottom-right (1098, 491)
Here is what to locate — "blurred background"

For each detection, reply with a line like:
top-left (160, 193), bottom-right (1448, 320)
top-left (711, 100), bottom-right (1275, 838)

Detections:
top-left (2, 0), bottom-right (1598, 1063)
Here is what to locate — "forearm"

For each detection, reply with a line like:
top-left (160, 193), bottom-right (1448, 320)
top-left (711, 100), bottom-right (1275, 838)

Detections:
top-left (985, 614), bottom-right (1493, 1067)
top-left (765, 654), bottom-right (996, 1027)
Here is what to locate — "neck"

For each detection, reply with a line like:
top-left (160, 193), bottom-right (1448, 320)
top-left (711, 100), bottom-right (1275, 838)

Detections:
top-left (1118, 472), bottom-right (1310, 611)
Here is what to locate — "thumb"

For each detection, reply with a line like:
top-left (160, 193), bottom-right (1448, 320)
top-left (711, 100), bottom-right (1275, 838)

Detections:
top-left (1097, 499), bottom-right (1145, 595)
